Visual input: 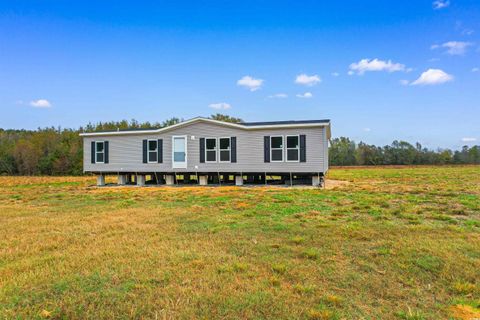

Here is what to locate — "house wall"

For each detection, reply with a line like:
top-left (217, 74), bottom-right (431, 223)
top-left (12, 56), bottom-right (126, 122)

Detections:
top-left (83, 122), bottom-right (328, 173)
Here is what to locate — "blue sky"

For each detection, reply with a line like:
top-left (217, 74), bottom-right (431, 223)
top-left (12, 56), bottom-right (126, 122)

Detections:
top-left (1, 0), bottom-right (479, 149)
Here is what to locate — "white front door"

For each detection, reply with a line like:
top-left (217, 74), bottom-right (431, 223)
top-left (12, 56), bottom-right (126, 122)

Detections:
top-left (172, 136), bottom-right (187, 168)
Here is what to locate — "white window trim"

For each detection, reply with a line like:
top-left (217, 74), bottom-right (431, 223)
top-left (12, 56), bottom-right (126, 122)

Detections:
top-left (205, 137), bottom-right (217, 163)
top-left (286, 135), bottom-right (300, 163)
top-left (95, 141), bottom-right (105, 164)
top-left (147, 139), bottom-right (158, 164)
top-left (218, 137), bottom-right (231, 163)
top-left (172, 135), bottom-right (187, 169)
top-left (270, 135), bottom-right (284, 162)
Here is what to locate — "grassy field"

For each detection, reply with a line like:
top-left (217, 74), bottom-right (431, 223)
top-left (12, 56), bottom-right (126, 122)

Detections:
top-left (0, 166), bottom-right (479, 319)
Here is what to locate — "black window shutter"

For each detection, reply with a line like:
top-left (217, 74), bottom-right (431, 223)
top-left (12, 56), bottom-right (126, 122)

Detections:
top-left (91, 141), bottom-right (95, 164)
top-left (142, 139), bottom-right (147, 163)
top-left (264, 136), bottom-right (270, 163)
top-left (231, 137), bottom-right (237, 163)
top-left (300, 134), bottom-right (306, 162)
top-left (199, 138), bottom-right (205, 163)
top-left (104, 141), bottom-right (109, 164)
top-left (157, 139), bottom-right (163, 163)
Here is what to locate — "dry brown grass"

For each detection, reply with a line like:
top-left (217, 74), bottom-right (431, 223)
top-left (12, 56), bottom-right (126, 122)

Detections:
top-left (0, 166), bottom-right (479, 319)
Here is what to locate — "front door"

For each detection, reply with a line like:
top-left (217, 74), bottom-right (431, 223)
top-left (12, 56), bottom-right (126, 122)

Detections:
top-left (172, 136), bottom-right (187, 168)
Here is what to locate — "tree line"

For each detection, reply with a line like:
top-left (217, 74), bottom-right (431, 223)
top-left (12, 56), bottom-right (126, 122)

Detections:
top-left (0, 115), bottom-right (478, 175)
top-left (330, 137), bottom-right (479, 166)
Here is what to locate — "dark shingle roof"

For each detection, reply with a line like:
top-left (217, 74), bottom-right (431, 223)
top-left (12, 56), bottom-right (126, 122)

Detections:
top-left (242, 119), bottom-right (330, 126)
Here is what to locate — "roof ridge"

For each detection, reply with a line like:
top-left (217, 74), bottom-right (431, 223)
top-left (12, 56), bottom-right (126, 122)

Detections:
top-left (80, 117), bottom-right (330, 136)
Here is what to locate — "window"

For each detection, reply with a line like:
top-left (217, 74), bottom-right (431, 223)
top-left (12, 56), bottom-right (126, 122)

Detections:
top-left (95, 141), bottom-right (105, 163)
top-left (270, 136), bottom-right (283, 162)
top-left (219, 138), bottom-right (231, 162)
top-left (286, 135), bottom-right (299, 162)
top-left (173, 136), bottom-right (186, 165)
top-left (205, 138), bottom-right (217, 162)
top-left (147, 139), bottom-right (158, 163)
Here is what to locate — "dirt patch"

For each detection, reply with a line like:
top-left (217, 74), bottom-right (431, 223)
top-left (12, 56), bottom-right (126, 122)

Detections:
top-left (324, 179), bottom-right (350, 190)
top-left (450, 305), bottom-right (480, 320)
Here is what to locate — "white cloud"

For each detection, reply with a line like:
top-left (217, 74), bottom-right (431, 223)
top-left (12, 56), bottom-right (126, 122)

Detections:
top-left (433, 0), bottom-right (449, 9)
top-left (295, 74), bottom-right (321, 86)
top-left (461, 137), bottom-right (477, 142)
top-left (347, 70), bottom-right (354, 76)
top-left (455, 21), bottom-right (474, 36)
top-left (208, 102), bottom-right (231, 110)
top-left (363, 128), bottom-right (371, 132)
top-left (472, 67), bottom-right (479, 72)
top-left (443, 41), bottom-right (471, 55)
top-left (349, 58), bottom-right (406, 75)
top-left (411, 69), bottom-right (453, 86)
top-left (296, 92), bottom-right (313, 98)
top-left (331, 72), bottom-right (340, 77)
top-left (399, 79), bottom-right (410, 86)
top-left (431, 41), bottom-right (472, 55)
top-left (237, 76), bottom-right (263, 91)
top-left (267, 93), bottom-right (288, 99)
top-left (30, 99), bottom-right (52, 108)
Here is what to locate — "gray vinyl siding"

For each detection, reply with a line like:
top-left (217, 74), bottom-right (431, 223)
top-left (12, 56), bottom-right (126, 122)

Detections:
top-left (83, 122), bottom-right (327, 173)
top-left (323, 127), bottom-right (329, 172)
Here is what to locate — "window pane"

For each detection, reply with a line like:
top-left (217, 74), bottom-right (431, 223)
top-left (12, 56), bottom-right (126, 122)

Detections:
top-left (219, 138), bottom-right (230, 150)
top-left (96, 152), bottom-right (104, 163)
top-left (220, 150), bottom-right (230, 162)
top-left (206, 150), bottom-right (216, 162)
top-left (287, 136), bottom-right (299, 148)
top-left (271, 136), bottom-right (283, 148)
top-left (206, 138), bottom-right (216, 150)
top-left (174, 152), bottom-right (185, 162)
top-left (287, 149), bottom-right (299, 161)
top-left (148, 140), bottom-right (157, 151)
top-left (148, 151), bottom-right (157, 162)
top-left (173, 138), bottom-right (185, 152)
top-left (272, 149), bottom-right (283, 161)
top-left (96, 142), bottom-right (104, 152)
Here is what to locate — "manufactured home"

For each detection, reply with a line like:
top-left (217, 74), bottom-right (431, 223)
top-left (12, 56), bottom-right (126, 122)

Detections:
top-left (80, 117), bottom-right (331, 186)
